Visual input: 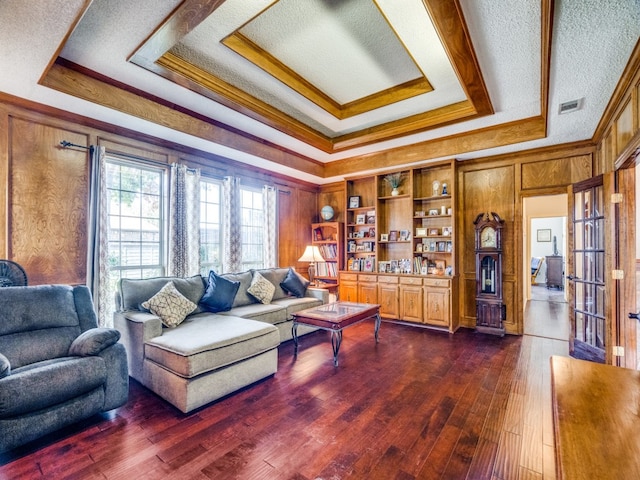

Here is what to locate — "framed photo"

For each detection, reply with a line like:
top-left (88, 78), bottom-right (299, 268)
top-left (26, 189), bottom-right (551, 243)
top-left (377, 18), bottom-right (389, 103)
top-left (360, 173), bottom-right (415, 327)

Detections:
top-left (415, 210), bottom-right (425, 217)
top-left (348, 241), bottom-right (356, 252)
top-left (391, 260), bottom-right (399, 273)
top-left (429, 209), bottom-right (439, 216)
top-left (416, 243), bottom-right (423, 252)
top-left (369, 227), bottom-right (375, 238)
top-left (429, 242), bottom-right (436, 252)
top-left (356, 244), bottom-right (366, 252)
top-left (389, 230), bottom-right (399, 242)
top-left (447, 241), bottom-right (453, 252)
top-left (416, 227), bottom-right (427, 237)
top-left (349, 196), bottom-right (361, 209)
top-left (400, 229), bottom-right (410, 241)
top-left (428, 228), bottom-right (440, 236)
top-left (364, 258), bottom-right (374, 272)
top-left (537, 228), bottom-right (551, 242)
top-left (435, 260), bottom-right (446, 272)
top-left (445, 265), bottom-right (453, 276)
top-left (437, 241), bottom-right (446, 252)
top-left (380, 233), bottom-right (389, 242)
top-left (421, 266), bottom-right (429, 275)
top-left (442, 226), bottom-right (452, 236)
top-left (356, 214), bottom-right (366, 224)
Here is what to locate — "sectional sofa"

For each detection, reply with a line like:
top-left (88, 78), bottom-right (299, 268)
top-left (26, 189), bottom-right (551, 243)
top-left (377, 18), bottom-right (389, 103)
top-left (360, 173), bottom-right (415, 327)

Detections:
top-left (114, 267), bottom-right (327, 413)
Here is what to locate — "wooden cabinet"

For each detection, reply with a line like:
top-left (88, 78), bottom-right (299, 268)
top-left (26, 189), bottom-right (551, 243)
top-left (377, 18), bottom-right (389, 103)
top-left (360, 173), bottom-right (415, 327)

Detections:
top-left (378, 275), bottom-right (399, 318)
top-left (358, 274), bottom-right (378, 304)
top-left (424, 278), bottom-right (451, 328)
top-left (339, 273), bottom-right (358, 302)
top-left (546, 255), bottom-right (564, 289)
top-left (400, 277), bottom-right (423, 322)
top-left (312, 222), bottom-right (343, 291)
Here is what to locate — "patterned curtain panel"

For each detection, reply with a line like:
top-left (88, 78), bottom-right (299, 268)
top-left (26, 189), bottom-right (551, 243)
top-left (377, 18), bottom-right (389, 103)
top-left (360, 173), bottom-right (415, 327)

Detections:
top-left (262, 185), bottom-right (277, 268)
top-left (169, 164), bottom-right (201, 277)
top-left (223, 176), bottom-right (242, 273)
top-left (87, 146), bottom-right (111, 327)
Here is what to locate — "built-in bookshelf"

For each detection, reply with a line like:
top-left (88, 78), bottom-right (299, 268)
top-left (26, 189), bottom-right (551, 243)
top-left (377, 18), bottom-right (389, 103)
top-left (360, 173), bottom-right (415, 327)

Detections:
top-left (311, 222), bottom-right (343, 288)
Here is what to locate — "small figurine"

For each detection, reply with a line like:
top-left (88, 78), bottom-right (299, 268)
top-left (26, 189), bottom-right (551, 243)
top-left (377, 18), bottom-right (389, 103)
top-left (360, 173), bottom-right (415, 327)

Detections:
top-left (442, 183), bottom-right (448, 195)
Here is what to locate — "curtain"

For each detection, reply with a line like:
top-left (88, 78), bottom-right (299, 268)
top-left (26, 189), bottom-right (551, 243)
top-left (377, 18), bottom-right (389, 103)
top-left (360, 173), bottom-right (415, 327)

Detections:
top-left (262, 185), bottom-right (277, 268)
top-left (223, 176), bottom-right (242, 273)
top-left (169, 163), bottom-right (201, 277)
top-left (86, 146), bottom-right (111, 327)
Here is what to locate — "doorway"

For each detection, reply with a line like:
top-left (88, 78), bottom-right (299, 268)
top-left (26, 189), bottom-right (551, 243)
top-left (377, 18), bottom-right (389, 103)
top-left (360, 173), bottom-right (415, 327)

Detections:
top-left (523, 194), bottom-right (569, 341)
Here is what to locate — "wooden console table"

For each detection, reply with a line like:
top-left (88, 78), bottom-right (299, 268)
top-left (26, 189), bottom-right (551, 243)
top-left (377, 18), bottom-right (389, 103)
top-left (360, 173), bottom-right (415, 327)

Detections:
top-left (550, 355), bottom-right (640, 479)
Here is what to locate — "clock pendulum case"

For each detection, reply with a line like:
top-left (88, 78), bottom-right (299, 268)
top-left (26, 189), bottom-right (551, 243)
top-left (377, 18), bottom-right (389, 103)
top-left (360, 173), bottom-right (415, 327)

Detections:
top-left (473, 212), bottom-right (506, 336)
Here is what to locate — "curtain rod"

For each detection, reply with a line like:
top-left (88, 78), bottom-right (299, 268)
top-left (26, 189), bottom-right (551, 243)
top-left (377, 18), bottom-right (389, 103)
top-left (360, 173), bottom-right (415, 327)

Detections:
top-left (60, 140), bottom-right (91, 150)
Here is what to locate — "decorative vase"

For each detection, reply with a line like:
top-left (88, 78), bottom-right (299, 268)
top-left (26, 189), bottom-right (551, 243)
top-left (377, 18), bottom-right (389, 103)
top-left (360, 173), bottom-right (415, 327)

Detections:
top-left (391, 187), bottom-right (399, 196)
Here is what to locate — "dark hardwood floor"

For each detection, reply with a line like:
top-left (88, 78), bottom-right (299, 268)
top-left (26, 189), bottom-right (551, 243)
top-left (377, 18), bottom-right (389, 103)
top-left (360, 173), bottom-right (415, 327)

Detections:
top-left (1, 302), bottom-right (568, 479)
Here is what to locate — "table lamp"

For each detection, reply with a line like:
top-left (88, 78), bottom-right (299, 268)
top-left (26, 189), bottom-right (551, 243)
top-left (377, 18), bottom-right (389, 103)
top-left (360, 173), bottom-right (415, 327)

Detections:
top-left (298, 245), bottom-right (325, 286)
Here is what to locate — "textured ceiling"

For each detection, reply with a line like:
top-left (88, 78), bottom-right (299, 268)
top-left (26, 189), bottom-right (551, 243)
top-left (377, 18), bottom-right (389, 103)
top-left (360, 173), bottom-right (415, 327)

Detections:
top-left (0, 0), bottom-right (638, 184)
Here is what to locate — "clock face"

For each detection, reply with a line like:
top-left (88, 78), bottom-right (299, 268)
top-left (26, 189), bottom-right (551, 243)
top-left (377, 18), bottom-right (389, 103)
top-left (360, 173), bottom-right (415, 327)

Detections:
top-left (432, 180), bottom-right (440, 196)
top-left (481, 227), bottom-right (496, 248)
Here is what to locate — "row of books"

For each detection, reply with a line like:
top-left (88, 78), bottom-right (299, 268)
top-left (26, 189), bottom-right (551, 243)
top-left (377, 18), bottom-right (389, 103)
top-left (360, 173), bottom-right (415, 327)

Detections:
top-left (347, 256), bottom-right (375, 272)
top-left (316, 261), bottom-right (338, 278)
top-left (317, 244), bottom-right (338, 259)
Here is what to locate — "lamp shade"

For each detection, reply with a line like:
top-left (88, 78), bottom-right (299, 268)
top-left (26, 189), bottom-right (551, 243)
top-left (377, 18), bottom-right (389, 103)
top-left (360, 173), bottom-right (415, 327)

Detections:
top-left (298, 245), bottom-right (325, 263)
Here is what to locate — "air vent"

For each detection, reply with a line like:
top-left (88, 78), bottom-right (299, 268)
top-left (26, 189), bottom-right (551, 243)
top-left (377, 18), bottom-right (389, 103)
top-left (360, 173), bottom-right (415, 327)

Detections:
top-left (559, 98), bottom-right (583, 114)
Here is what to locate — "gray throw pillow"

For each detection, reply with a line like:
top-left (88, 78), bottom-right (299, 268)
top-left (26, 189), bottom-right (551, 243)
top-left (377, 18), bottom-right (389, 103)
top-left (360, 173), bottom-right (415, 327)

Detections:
top-left (200, 270), bottom-right (240, 312)
top-left (68, 328), bottom-right (121, 356)
top-left (0, 352), bottom-right (10, 378)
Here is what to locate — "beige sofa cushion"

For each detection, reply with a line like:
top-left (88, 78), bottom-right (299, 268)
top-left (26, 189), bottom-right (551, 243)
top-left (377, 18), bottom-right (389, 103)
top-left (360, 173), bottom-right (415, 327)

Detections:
top-left (272, 296), bottom-right (323, 317)
top-left (217, 303), bottom-right (287, 325)
top-left (144, 313), bottom-right (279, 378)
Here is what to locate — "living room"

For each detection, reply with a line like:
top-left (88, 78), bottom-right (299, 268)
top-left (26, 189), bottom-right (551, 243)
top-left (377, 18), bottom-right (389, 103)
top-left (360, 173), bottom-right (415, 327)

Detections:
top-left (1, 1), bottom-right (640, 478)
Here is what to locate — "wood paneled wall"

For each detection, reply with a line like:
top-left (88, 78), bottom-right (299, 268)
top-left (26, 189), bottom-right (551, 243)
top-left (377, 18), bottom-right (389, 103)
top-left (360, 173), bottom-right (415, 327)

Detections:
top-left (0, 100), bottom-right (318, 286)
top-left (456, 146), bottom-right (594, 334)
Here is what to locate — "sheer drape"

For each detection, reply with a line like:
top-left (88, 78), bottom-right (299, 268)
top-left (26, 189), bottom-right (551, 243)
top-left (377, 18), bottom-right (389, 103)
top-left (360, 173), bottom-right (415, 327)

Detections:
top-left (223, 176), bottom-right (242, 273)
top-left (169, 163), bottom-right (201, 277)
top-left (262, 185), bottom-right (277, 268)
top-left (87, 146), bottom-right (111, 327)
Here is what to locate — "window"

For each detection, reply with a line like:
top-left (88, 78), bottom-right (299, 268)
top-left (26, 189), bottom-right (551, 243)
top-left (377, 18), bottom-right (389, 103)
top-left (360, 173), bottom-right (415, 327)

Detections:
top-left (106, 160), bottom-right (166, 288)
top-left (240, 187), bottom-right (264, 270)
top-left (200, 179), bottom-right (222, 275)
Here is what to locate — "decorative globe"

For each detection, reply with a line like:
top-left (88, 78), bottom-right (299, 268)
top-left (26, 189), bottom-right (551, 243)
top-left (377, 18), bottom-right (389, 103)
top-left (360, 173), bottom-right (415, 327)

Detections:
top-left (320, 205), bottom-right (334, 221)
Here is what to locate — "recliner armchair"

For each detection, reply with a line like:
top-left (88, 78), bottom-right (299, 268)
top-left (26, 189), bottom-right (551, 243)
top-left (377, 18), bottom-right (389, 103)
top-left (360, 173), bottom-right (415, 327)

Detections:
top-left (0, 284), bottom-right (128, 453)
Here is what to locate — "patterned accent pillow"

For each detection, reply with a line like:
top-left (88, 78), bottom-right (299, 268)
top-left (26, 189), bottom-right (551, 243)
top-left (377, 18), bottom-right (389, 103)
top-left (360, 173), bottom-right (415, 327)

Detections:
top-left (280, 267), bottom-right (309, 298)
top-left (142, 281), bottom-right (197, 328)
top-left (247, 271), bottom-right (276, 304)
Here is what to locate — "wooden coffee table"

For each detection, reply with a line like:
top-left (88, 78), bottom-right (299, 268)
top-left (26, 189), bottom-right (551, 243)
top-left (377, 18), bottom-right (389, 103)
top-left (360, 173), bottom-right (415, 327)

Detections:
top-left (292, 302), bottom-right (381, 366)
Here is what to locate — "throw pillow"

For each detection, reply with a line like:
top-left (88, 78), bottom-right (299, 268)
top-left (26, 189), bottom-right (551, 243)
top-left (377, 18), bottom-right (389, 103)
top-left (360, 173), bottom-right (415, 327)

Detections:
top-left (142, 281), bottom-right (197, 328)
top-left (200, 270), bottom-right (241, 312)
top-left (0, 353), bottom-right (10, 379)
top-left (247, 271), bottom-right (276, 304)
top-left (69, 328), bottom-right (121, 356)
top-left (280, 268), bottom-right (309, 298)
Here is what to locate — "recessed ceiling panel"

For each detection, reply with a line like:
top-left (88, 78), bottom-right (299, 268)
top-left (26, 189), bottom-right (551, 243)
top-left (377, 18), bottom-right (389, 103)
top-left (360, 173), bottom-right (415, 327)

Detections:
top-left (233, 0), bottom-right (426, 104)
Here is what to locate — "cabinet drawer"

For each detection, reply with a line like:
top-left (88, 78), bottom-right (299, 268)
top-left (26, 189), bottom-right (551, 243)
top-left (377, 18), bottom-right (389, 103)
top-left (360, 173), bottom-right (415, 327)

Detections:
top-left (340, 273), bottom-right (358, 282)
top-left (424, 278), bottom-right (450, 288)
top-left (400, 276), bottom-right (423, 286)
top-left (377, 275), bottom-right (399, 284)
top-left (359, 274), bottom-right (377, 283)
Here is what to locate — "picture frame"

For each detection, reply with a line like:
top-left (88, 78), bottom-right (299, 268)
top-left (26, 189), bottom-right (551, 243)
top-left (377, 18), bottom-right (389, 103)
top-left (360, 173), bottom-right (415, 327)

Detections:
top-left (429, 209), bottom-right (439, 216)
top-left (349, 196), bottom-right (361, 209)
top-left (447, 241), bottom-right (453, 252)
top-left (415, 210), bottom-right (425, 217)
top-left (537, 228), bottom-right (552, 242)
top-left (421, 266), bottom-right (429, 275)
top-left (369, 227), bottom-right (376, 238)
top-left (389, 230), bottom-right (398, 242)
top-left (445, 265), bottom-right (453, 276)
top-left (356, 214), bottom-right (366, 224)
top-left (429, 242), bottom-right (436, 252)
top-left (442, 226), bottom-right (452, 236)
top-left (364, 258), bottom-right (374, 272)
top-left (435, 260), bottom-right (446, 272)
top-left (416, 243), bottom-right (423, 252)
top-left (416, 227), bottom-right (427, 237)
top-left (428, 228), bottom-right (440, 236)
top-left (380, 233), bottom-right (389, 242)
top-left (400, 229), bottom-right (410, 241)
top-left (437, 241), bottom-right (446, 252)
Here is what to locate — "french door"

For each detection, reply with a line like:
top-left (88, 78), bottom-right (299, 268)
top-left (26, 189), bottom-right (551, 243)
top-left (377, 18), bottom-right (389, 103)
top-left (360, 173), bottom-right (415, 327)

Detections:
top-left (569, 175), bottom-right (607, 363)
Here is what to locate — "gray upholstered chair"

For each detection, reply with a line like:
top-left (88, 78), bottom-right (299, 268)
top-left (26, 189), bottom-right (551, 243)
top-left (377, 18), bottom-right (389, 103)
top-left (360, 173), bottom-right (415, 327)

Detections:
top-left (0, 284), bottom-right (128, 453)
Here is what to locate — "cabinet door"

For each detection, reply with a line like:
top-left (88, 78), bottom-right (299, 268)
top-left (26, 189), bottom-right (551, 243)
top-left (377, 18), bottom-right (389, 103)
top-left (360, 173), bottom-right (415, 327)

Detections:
top-left (340, 282), bottom-right (358, 302)
top-left (378, 284), bottom-right (399, 318)
top-left (359, 282), bottom-right (378, 304)
top-left (400, 285), bottom-right (423, 322)
top-left (424, 287), bottom-right (450, 327)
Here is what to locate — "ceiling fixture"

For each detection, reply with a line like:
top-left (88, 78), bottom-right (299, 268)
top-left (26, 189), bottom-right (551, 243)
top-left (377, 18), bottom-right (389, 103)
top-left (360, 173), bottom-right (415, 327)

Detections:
top-left (558, 98), bottom-right (584, 114)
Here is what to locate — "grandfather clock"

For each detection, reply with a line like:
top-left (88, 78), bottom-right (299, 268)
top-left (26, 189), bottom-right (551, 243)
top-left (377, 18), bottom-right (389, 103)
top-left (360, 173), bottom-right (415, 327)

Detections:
top-left (474, 212), bottom-right (505, 336)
